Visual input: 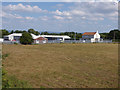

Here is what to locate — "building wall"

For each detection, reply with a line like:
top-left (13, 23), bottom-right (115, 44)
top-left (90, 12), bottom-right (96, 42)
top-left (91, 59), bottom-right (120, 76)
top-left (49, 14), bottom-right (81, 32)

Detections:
top-left (94, 33), bottom-right (100, 39)
top-left (9, 35), bottom-right (14, 41)
top-left (92, 33), bottom-right (100, 42)
top-left (34, 39), bottom-right (47, 44)
top-left (82, 35), bottom-right (94, 39)
top-left (4, 35), bottom-right (21, 41)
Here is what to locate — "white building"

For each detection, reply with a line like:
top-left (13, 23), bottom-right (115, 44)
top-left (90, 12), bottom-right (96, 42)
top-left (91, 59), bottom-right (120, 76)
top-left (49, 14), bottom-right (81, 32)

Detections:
top-left (41, 35), bottom-right (70, 41)
top-left (4, 33), bottom-right (22, 41)
top-left (4, 33), bottom-right (71, 43)
top-left (30, 34), bottom-right (70, 41)
top-left (82, 31), bottom-right (100, 42)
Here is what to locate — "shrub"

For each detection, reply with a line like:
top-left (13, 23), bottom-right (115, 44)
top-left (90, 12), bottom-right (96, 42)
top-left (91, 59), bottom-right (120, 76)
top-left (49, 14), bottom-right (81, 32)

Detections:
top-left (14, 42), bottom-right (18, 45)
top-left (20, 32), bottom-right (33, 45)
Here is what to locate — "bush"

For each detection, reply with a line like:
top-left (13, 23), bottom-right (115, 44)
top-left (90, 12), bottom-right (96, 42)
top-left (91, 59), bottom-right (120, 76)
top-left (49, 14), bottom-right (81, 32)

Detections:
top-left (112, 39), bottom-right (120, 43)
top-left (14, 42), bottom-right (18, 45)
top-left (72, 42), bottom-right (75, 44)
top-left (20, 32), bottom-right (33, 45)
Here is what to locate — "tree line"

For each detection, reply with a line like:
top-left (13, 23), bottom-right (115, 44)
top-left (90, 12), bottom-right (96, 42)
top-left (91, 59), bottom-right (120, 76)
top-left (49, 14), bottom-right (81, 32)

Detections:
top-left (100, 29), bottom-right (120, 42)
top-left (0, 28), bottom-right (120, 41)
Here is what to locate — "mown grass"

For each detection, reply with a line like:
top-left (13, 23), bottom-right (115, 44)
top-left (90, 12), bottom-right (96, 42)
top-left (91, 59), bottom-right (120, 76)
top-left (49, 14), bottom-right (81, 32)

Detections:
top-left (2, 53), bottom-right (31, 88)
top-left (2, 69), bottom-right (31, 88)
top-left (2, 43), bottom-right (118, 88)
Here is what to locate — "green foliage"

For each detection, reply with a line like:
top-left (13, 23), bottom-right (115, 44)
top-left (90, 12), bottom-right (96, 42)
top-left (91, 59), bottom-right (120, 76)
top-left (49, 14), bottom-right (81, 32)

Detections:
top-left (41, 31), bottom-right (49, 35)
top-left (2, 69), bottom-right (31, 88)
top-left (112, 39), bottom-right (120, 42)
top-left (0, 29), bottom-right (9, 38)
top-left (100, 33), bottom-right (109, 39)
top-left (108, 29), bottom-right (120, 40)
top-left (10, 30), bottom-right (14, 34)
top-left (100, 29), bottom-right (120, 42)
top-left (20, 32), bottom-right (33, 45)
top-left (14, 42), bottom-right (18, 45)
top-left (14, 30), bottom-right (26, 33)
top-left (2, 54), bottom-right (9, 60)
top-left (28, 28), bottom-right (40, 35)
top-left (75, 33), bottom-right (82, 40)
top-left (2, 54), bottom-right (32, 88)
top-left (72, 42), bottom-right (75, 44)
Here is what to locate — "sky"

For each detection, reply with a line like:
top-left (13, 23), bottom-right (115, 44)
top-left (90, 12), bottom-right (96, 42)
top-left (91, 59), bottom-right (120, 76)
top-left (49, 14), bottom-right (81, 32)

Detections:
top-left (1, 0), bottom-right (119, 33)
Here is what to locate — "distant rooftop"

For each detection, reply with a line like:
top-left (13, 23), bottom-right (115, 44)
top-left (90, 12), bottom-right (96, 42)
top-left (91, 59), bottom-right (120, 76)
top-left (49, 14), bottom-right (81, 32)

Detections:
top-left (82, 32), bottom-right (96, 35)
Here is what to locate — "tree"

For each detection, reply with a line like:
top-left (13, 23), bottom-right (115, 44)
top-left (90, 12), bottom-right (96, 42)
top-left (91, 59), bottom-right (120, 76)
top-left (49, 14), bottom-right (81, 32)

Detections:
top-left (76, 33), bottom-right (82, 40)
top-left (28, 29), bottom-right (40, 35)
top-left (60, 32), bottom-right (64, 35)
top-left (28, 29), bottom-right (35, 33)
top-left (44, 31), bottom-right (49, 35)
top-left (100, 33), bottom-right (109, 39)
top-left (108, 29), bottom-right (120, 40)
top-left (0, 29), bottom-right (9, 38)
top-left (35, 31), bottom-right (40, 35)
top-left (14, 30), bottom-right (23, 33)
top-left (10, 30), bottom-right (14, 34)
top-left (20, 32), bottom-right (33, 45)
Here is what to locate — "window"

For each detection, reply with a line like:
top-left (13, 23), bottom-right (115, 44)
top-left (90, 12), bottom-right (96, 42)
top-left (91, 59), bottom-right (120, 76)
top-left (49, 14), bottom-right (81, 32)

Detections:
top-left (14, 36), bottom-right (21, 41)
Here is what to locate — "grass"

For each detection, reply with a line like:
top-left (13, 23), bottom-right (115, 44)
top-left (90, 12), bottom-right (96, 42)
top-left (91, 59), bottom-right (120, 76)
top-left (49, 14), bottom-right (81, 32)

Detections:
top-left (2, 43), bottom-right (118, 88)
top-left (2, 54), bottom-right (9, 60)
top-left (2, 54), bottom-right (31, 88)
top-left (2, 68), bottom-right (31, 88)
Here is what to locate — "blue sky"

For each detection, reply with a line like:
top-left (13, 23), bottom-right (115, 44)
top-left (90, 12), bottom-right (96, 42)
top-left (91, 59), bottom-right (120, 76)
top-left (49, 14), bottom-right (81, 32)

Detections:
top-left (1, 1), bottom-right (118, 33)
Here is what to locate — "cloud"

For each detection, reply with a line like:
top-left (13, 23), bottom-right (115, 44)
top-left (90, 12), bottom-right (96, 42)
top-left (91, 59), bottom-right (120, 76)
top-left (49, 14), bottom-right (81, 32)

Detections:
top-left (25, 16), bottom-right (34, 20)
top-left (52, 10), bottom-right (71, 16)
top-left (81, 16), bottom-right (86, 19)
top-left (70, 10), bottom-right (85, 15)
top-left (89, 17), bottom-right (104, 21)
top-left (2, 11), bottom-right (34, 21)
top-left (2, 12), bottom-right (21, 19)
top-left (67, 16), bottom-right (72, 19)
top-left (68, 2), bottom-right (118, 21)
top-left (41, 16), bottom-right (49, 21)
top-left (2, 2), bottom-right (118, 21)
top-left (53, 15), bottom-right (64, 20)
top-left (16, 16), bottom-right (23, 19)
top-left (3, 3), bottom-right (48, 13)
top-left (50, 2), bottom-right (118, 21)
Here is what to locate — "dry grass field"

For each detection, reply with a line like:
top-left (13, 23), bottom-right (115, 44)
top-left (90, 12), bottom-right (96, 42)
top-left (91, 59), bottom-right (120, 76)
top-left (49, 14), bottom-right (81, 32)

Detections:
top-left (2, 43), bottom-right (118, 88)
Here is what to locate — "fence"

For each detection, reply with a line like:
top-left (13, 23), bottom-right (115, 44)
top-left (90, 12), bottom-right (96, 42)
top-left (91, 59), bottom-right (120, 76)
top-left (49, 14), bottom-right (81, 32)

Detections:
top-left (48, 40), bottom-right (113, 44)
top-left (2, 41), bottom-right (20, 44)
top-left (2, 40), bottom-right (113, 44)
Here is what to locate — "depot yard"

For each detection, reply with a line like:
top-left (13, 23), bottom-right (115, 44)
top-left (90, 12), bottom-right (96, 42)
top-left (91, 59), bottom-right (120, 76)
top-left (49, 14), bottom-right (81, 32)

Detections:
top-left (2, 43), bottom-right (118, 88)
